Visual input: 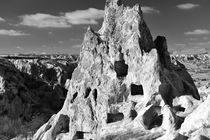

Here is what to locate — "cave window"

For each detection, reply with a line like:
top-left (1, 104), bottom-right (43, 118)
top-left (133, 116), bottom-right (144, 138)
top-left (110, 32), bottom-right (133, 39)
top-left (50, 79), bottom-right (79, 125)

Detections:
top-left (173, 105), bottom-right (185, 113)
top-left (84, 87), bottom-right (91, 98)
top-left (130, 84), bottom-right (144, 95)
top-left (92, 89), bottom-right (97, 102)
top-left (114, 60), bottom-right (128, 77)
top-left (107, 113), bottom-right (124, 123)
top-left (130, 109), bottom-right (137, 120)
top-left (75, 131), bottom-right (84, 139)
top-left (71, 92), bottom-right (78, 103)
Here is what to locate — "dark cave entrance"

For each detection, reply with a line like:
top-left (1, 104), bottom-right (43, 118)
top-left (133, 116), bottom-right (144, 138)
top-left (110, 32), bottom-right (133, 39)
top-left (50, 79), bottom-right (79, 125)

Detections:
top-left (114, 60), bottom-right (128, 77)
top-left (130, 84), bottom-right (144, 95)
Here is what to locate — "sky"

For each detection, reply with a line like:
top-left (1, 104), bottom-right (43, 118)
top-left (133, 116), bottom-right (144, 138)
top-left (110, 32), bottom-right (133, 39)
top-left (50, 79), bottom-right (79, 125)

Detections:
top-left (0, 0), bottom-right (210, 54)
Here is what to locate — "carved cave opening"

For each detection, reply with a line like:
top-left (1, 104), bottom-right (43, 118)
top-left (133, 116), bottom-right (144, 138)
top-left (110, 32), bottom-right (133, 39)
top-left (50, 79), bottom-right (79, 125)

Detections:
top-left (114, 60), bottom-right (128, 77)
top-left (92, 89), bottom-right (97, 102)
top-left (173, 105), bottom-right (185, 112)
top-left (130, 109), bottom-right (138, 120)
top-left (71, 92), bottom-right (78, 103)
top-left (74, 131), bottom-right (84, 139)
top-left (130, 84), bottom-right (144, 95)
top-left (107, 112), bottom-right (124, 123)
top-left (84, 87), bottom-right (91, 98)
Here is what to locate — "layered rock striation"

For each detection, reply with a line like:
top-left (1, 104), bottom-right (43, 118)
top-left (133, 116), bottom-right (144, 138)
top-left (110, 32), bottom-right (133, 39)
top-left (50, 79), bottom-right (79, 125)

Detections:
top-left (9, 58), bottom-right (77, 87)
top-left (33, 0), bottom-right (201, 140)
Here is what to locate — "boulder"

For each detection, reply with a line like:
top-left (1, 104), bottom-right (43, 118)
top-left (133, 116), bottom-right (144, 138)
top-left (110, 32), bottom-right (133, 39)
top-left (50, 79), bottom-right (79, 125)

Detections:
top-left (180, 96), bottom-right (210, 138)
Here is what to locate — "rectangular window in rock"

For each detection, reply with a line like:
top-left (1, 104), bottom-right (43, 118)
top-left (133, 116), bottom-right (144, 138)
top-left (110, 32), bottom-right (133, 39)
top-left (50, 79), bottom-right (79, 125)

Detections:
top-left (75, 131), bottom-right (84, 139)
top-left (130, 84), bottom-right (144, 95)
top-left (114, 60), bottom-right (128, 77)
top-left (107, 113), bottom-right (124, 123)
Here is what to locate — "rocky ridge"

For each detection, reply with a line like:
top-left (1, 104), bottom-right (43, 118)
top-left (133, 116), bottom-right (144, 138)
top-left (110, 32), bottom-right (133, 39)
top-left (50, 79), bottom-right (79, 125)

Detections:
top-left (32, 0), bottom-right (209, 140)
top-left (172, 53), bottom-right (210, 88)
top-left (0, 55), bottom-right (77, 139)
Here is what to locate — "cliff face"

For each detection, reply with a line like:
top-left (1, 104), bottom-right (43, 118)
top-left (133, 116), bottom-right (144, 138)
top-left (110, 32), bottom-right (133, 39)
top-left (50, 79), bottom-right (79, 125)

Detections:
top-left (33, 0), bottom-right (201, 140)
top-left (0, 57), bottom-right (77, 139)
top-left (9, 59), bottom-right (77, 87)
top-left (0, 59), bottom-right (27, 119)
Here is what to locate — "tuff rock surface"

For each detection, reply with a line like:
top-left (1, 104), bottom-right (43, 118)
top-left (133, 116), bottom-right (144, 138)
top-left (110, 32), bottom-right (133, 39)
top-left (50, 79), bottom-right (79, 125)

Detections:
top-left (33, 0), bottom-right (202, 140)
top-left (179, 95), bottom-right (210, 138)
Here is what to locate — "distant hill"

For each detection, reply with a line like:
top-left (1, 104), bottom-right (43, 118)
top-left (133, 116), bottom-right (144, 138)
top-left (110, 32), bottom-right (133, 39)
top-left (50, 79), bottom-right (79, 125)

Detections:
top-left (172, 47), bottom-right (210, 55)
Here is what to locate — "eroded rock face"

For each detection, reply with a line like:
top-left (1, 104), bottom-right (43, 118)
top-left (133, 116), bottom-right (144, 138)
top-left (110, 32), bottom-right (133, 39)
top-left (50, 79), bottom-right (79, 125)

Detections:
top-left (33, 0), bottom-right (200, 139)
top-left (0, 56), bottom-right (77, 139)
top-left (0, 59), bottom-right (29, 119)
top-left (9, 59), bottom-right (77, 87)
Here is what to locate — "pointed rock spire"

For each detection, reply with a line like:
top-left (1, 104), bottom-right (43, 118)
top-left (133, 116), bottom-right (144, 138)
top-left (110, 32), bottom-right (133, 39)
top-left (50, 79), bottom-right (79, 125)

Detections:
top-left (33, 0), bottom-right (199, 139)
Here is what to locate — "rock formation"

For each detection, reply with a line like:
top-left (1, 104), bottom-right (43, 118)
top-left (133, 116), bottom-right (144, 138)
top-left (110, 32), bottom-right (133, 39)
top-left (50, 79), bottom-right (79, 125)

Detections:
top-left (0, 56), bottom-right (77, 139)
top-left (179, 95), bottom-right (210, 138)
top-left (8, 58), bottom-right (77, 86)
top-left (33, 0), bottom-right (201, 139)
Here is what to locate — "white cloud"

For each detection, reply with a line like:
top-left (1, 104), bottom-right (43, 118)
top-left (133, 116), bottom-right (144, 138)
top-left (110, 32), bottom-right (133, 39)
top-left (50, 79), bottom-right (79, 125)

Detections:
top-left (64, 8), bottom-right (104, 25)
top-left (19, 8), bottom-right (104, 28)
top-left (72, 44), bottom-right (81, 48)
top-left (42, 45), bottom-right (47, 48)
top-left (141, 6), bottom-right (160, 14)
top-left (188, 38), bottom-right (197, 41)
top-left (203, 37), bottom-right (208, 40)
top-left (20, 13), bottom-right (71, 28)
top-left (58, 41), bottom-right (63, 44)
top-left (48, 31), bottom-right (53, 35)
top-left (185, 29), bottom-right (210, 35)
top-left (16, 46), bottom-right (22, 49)
top-left (0, 17), bottom-right (5, 22)
top-left (19, 6), bottom-right (161, 28)
top-left (176, 3), bottom-right (200, 10)
top-left (0, 29), bottom-right (29, 36)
